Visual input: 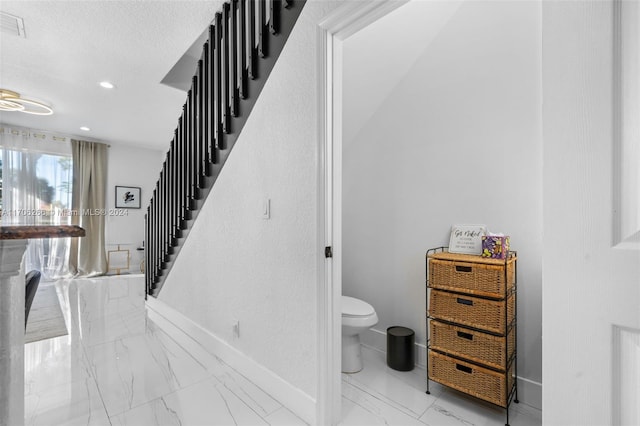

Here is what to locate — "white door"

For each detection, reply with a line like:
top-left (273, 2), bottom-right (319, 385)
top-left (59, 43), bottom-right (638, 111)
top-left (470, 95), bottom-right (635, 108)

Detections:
top-left (542, 1), bottom-right (640, 425)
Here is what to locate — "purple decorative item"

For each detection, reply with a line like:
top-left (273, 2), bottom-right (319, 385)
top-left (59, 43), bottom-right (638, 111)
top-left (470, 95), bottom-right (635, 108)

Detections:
top-left (481, 235), bottom-right (510, 259)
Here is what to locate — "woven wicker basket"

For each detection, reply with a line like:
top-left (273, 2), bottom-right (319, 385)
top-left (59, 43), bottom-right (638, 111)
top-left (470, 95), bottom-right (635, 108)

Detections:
top-left (429, 351), bottom-right (514, 408)
top-left (428, 252), bottom-right (516, 299)
top-left (430, 320), bottom-right (515, 370)
top-left (429, 290), bottom-right (514, 335)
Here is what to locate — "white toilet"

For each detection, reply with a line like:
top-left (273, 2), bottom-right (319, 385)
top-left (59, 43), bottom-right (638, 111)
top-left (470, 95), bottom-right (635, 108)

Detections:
top-left (342, 295), bottom-right (378, 373)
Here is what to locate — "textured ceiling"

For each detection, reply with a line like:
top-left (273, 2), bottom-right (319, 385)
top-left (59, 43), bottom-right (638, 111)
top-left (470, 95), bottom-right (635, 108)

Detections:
top-left (0, 0), bottom-right (224, 150)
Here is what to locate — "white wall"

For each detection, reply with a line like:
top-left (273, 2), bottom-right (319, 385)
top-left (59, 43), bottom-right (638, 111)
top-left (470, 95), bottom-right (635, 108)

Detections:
top-left (158, 0), bottom-right (341, 403)
top-left (105, 143), bottom-right (164, 271)
top-left (342, 0), bottom-right (542, 407)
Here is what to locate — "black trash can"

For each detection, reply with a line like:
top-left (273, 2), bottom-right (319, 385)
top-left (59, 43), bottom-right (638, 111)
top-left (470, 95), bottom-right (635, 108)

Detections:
top-left (387, 326), bottom-right (415, 371)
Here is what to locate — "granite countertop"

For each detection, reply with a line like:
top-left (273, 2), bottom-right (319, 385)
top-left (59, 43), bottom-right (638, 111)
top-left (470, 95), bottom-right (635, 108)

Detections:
top-left (0, 225), bottom-right (86, 240)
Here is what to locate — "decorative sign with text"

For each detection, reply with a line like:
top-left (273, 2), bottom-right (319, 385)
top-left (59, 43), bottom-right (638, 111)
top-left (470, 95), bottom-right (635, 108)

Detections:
top-left (448, 224), bottom-right (487, 255)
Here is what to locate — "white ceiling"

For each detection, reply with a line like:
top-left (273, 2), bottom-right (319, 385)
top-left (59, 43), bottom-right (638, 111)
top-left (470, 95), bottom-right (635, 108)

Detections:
top-left (0, 0), bottom-right (225, 151)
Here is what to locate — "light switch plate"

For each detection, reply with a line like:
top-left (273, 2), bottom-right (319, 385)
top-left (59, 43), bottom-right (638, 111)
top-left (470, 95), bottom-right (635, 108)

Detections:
top-left (262, 198), bottom-right (270, 219)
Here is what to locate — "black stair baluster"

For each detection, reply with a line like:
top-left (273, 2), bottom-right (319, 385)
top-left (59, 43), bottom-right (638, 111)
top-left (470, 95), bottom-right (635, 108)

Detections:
top-left (201, 46), bottom-right (212, 172)
top-left (197, 57), bottom-right (207, 179)
top-left (166, 144), bottom-right (171, 247)
top-left (223, 3), bottom-right (231, 133)
top-left (152, 191), bottom-right (155, 277)
top-left (186, 89), bottom-right (193, 205)
top-left (147, 204), bottom-right (152, 285)
top-left (155, 184), bottom-right (159, 274)
top-left (145, 210), bottom-right (149, 292)
top-left (156, 182), bottom-right (161, 269)
top-left (156, 173), bottom-right (161, 266)
top-left (156, 181), bottom-right (161, 270)
top-left (248, 0), bottom-right (257, 79)
top-left (270, 0), bottom-right (280, 34)
top-left (150, 191), bottom-right (155, 280)
top-left (200, 60), bottom-right (208, 179)
top-left (192, 72), bottom-right (202, 191)
top-left (171, 138), bottom-right (177, 238)
top-left (181, 111), bottom-right (187, 219)
top-left (166, 157), bottom-right (171, 249)
top-left (159, 165), bottom-right (164, 260)
top-left (191, 83), bottom-right (197, 198)
top-left (150, 191), bottom-right (154, 278)
top-left (181, 108), bottom-right (188, 219)
top-left (230, 0), bottom-right (239, 116)
top-left (168, 141), bottom-right (174, 245)
top-left (167, 154), bottom-right (171, 248)
top-left (258, 0), bottom-right (268, 57)
top-left (162, 162), bottom-right (168, 257)
top-left (185, 100), bottom-right (190, 209)
top-left (239, 0), bottom-right (248, 98)
top-left (166, 147), bottom-right (171, 247)
top-left (184, 96), bottom-right (193, 208)
top-left (153, 181), bottom-right (159, 271)
top-left (215, 12), bottom-right (223, 148)
top-left (199, 63), bottom-right (204, 177)
top-left (172, 133), bottom-right (179, 234)
top-left (167, 156), bottom-right (171, 249)
top-left (191, 75), bottom-right (198, 193)
top-left (189, 86), bottom-right (198, 206)
top-left (207, 33), bottom-right (218, 164)
top-left (205, 34), bottom-right (217, 164)
top-left (166, 153), bottom-right (171, 247)
top-left (191, 81), bottom-right (197, 195)
top-left (194, 71), bottom-right (201, 187)
top-left (176, 118), bottom-right (183, 224)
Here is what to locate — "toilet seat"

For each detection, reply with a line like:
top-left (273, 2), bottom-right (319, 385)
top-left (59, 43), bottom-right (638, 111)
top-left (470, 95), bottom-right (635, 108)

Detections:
top-left (342, 296), bottom-right (375, 318)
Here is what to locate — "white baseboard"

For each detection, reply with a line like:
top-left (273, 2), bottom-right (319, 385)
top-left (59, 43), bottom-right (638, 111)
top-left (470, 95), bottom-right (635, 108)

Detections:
top-left (515, 375), bottom-right (542, 411)
top-left (146, 297), bottom-right (316, 424)
top-left (361, 327), bottom-right (542, 410)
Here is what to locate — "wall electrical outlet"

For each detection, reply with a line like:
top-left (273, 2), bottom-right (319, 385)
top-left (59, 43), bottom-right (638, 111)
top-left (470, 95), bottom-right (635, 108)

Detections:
top-left (232, 320), bottom-right (240, 338)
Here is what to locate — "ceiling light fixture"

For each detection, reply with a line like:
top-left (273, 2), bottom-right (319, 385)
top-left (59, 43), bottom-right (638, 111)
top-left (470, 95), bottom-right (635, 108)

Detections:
top-left (99, 81), bottom-right (115, 89)
top-left (0, 88), bottom-right (53, 115)
top-left (80, 126), bottom-right (91, 131)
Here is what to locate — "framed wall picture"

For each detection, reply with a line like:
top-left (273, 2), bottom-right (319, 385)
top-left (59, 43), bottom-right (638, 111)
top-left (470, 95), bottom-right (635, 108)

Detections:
top-left (115, 186), bottom-right (141, 209)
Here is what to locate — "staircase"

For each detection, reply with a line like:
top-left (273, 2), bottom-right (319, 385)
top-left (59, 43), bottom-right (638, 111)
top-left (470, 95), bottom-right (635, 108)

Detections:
top-left (145, 0), bottom-right (306, 297)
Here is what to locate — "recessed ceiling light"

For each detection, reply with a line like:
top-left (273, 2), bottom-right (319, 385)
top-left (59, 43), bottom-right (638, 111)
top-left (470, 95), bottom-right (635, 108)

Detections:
top-left (99, 81), bottom-right (115, 89)
top-left (80, 126), bottom-right (91, 131)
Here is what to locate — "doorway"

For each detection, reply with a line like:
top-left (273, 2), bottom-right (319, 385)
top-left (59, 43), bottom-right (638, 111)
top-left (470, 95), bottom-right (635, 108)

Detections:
top-left (318, 1), bottom-right (640, 425)
top-left (317, 0), bottom-right (545, 423)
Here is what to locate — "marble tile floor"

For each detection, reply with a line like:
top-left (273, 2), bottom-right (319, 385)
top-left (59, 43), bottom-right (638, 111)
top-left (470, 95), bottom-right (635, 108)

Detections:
top-left (24, 275), bottom-right (304, 426)
top-left (340, 348), bottom-right (541, 426)
top-left (24, 275), bottom-right (541, 425)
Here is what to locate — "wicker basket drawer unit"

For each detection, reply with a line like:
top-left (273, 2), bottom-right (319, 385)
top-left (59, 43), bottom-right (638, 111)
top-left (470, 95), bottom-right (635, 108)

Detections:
top-left (429, 320), bottom-right (515, 370)
top-left (429, 351), bottom-right (514, 408)
top-left (428, 252), bottom-right (516, 299)
top-left (426, 248), bottom-right (518, 420)
top-left (429, 289), bottom-right (514, 335)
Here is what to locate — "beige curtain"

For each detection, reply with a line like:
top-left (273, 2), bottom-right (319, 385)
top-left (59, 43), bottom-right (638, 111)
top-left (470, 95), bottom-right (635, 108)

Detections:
top-left (69, 139), bottom-right (108, 276)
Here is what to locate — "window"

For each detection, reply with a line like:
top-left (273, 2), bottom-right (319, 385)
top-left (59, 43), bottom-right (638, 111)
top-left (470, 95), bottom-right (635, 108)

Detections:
top-left (0, 128), bottom-right (73, 279)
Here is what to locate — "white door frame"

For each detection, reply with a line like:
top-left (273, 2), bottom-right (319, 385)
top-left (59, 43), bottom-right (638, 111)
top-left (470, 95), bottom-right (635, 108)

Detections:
top-left (316, 2), bottom-right (408, 424)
